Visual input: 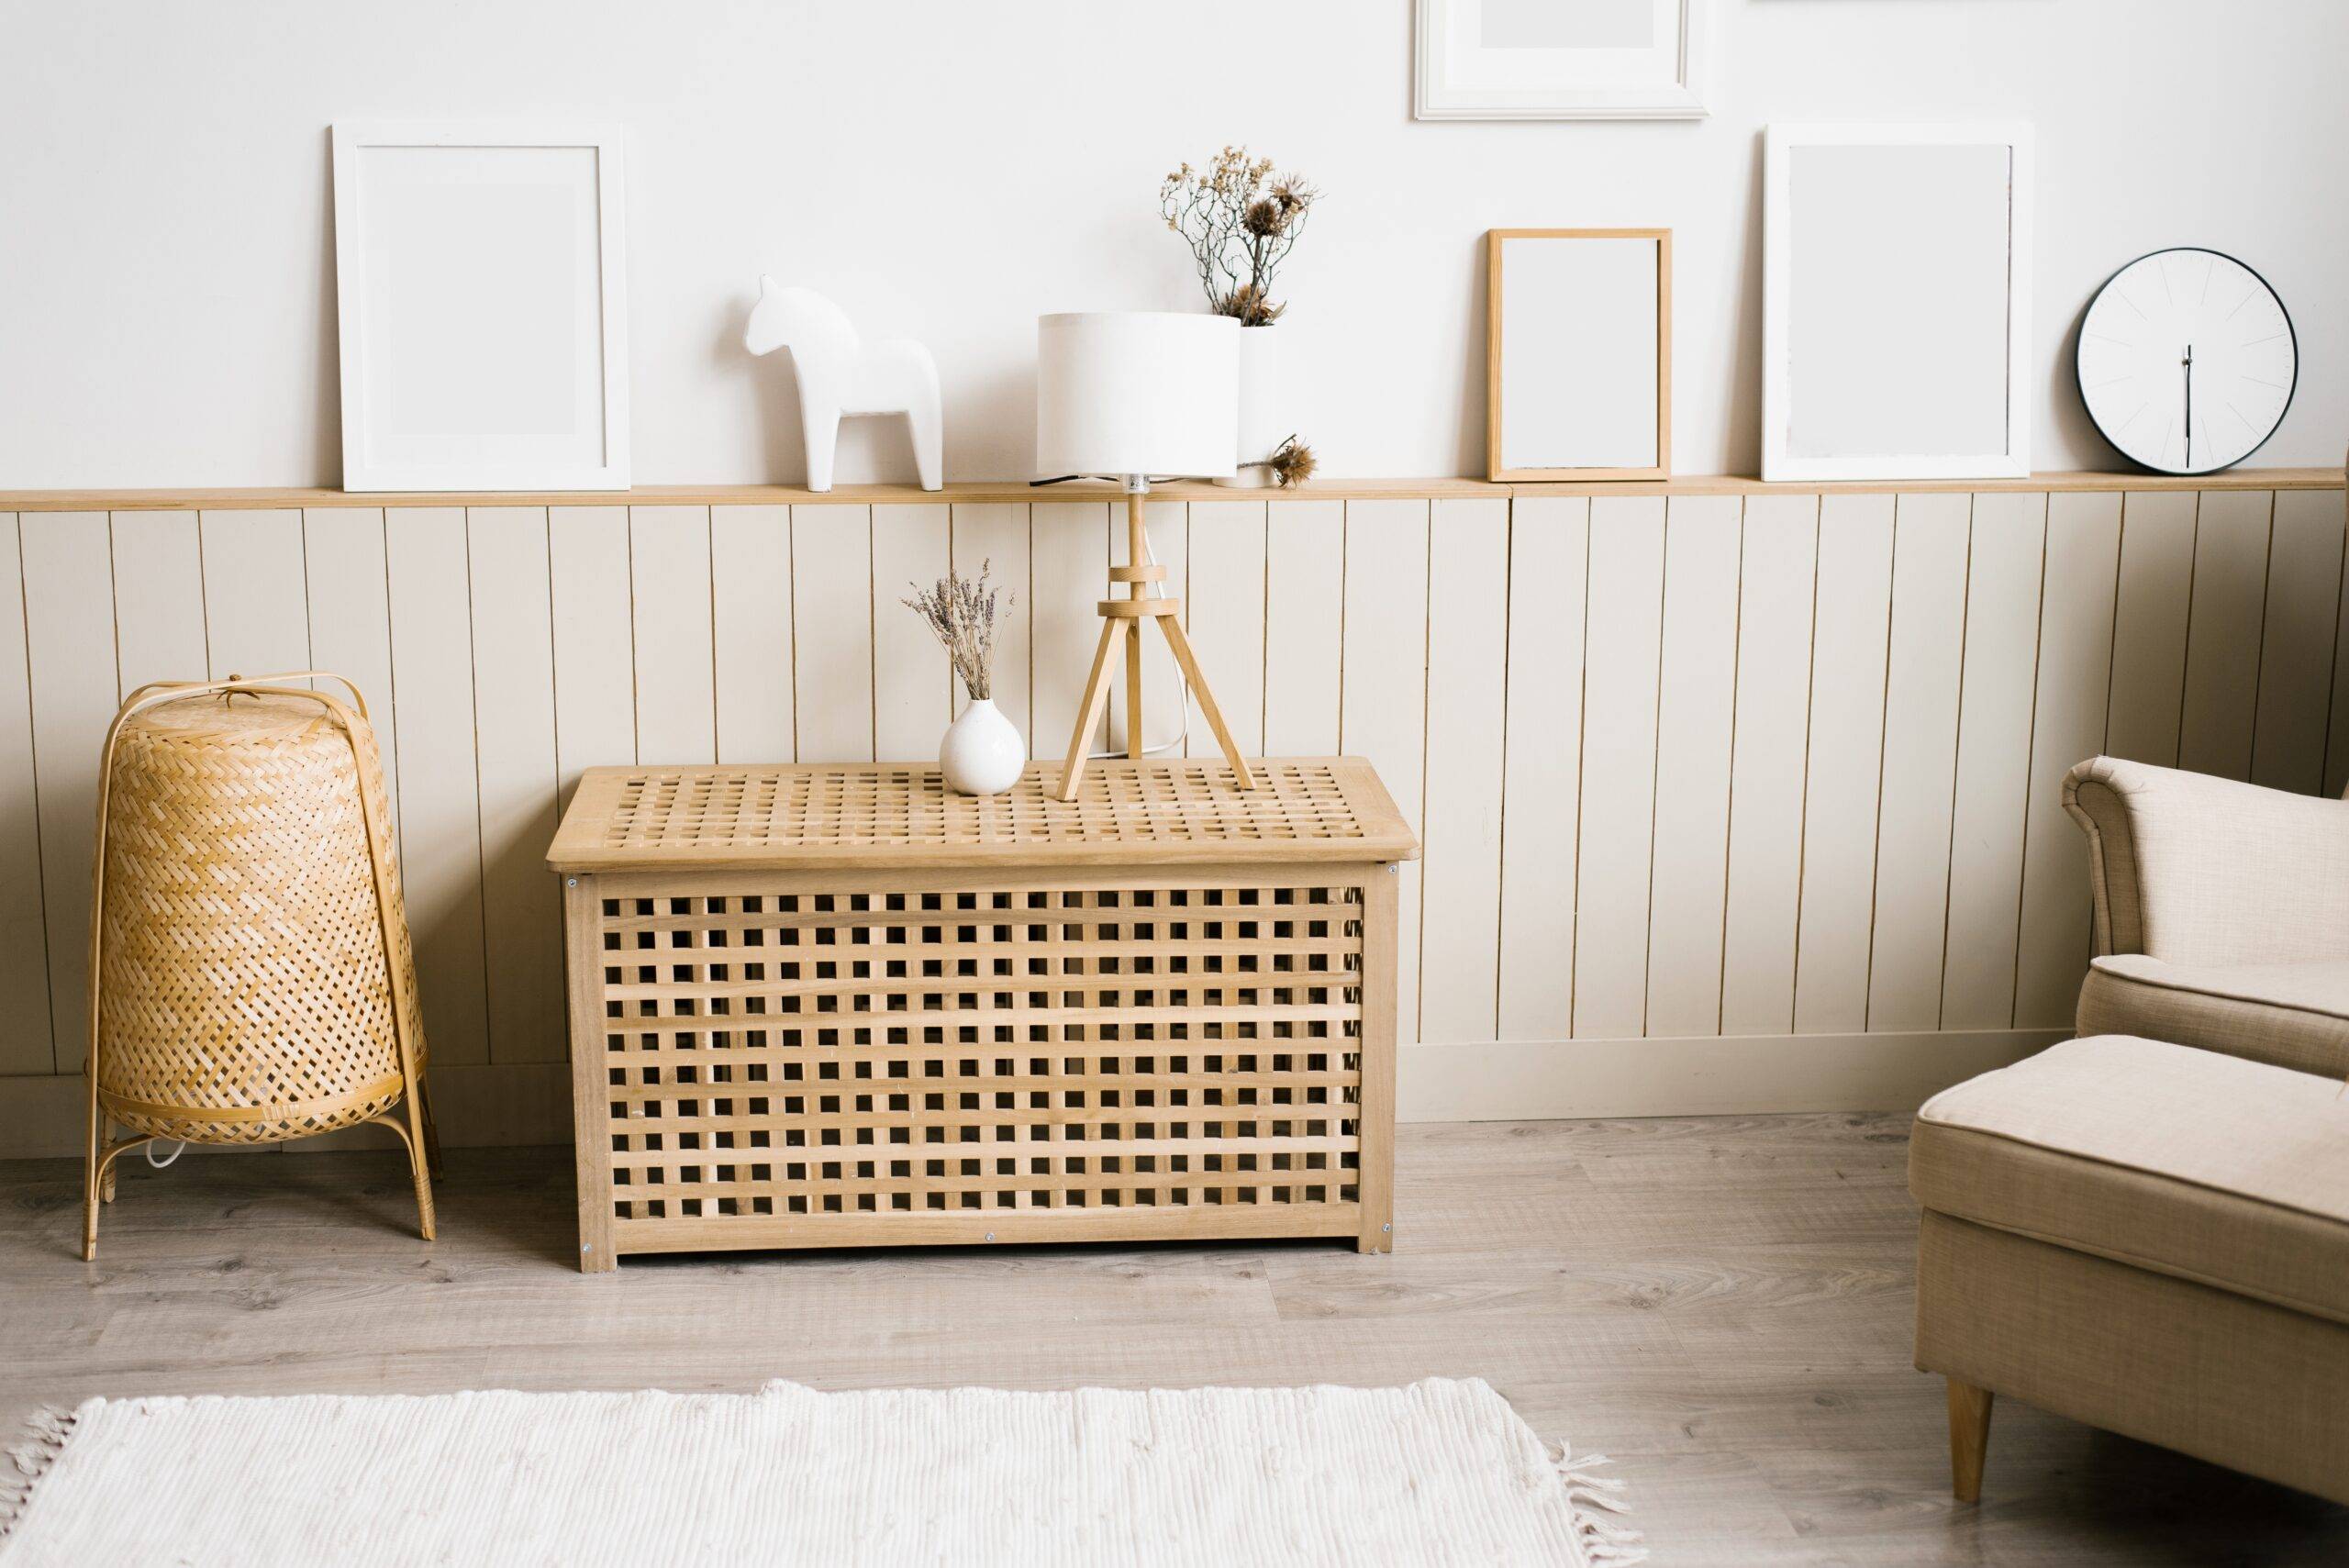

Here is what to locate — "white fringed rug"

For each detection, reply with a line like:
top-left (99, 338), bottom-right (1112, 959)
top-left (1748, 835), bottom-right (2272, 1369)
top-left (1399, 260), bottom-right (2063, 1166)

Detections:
top-left (0, 1377), bottom-right (1639, 1566)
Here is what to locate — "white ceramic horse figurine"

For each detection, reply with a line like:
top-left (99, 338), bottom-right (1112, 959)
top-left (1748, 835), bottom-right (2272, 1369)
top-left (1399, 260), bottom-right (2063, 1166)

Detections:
top-left (743, 278), bottom-right (942, 491)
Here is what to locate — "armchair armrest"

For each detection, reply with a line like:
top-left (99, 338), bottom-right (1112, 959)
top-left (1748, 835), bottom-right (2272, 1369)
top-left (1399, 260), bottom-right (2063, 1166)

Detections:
top-left (2063, 757), bottom-right (2349, 965)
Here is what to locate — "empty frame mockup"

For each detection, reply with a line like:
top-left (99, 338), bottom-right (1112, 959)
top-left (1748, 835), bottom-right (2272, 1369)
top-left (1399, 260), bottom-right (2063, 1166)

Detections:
top-left (1487, 228), bottom-right (1672, 482)
top-left (332, 122), bottom-right (630, 492)
top-left (1763, 124), bottom-right (2032, 482)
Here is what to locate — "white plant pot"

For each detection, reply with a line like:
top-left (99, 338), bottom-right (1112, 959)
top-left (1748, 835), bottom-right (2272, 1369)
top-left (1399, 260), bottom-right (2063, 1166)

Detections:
top-left (1216, 324), bottom-right (1281, 488)
top-left (939, 697), bottom-right (1026, 795)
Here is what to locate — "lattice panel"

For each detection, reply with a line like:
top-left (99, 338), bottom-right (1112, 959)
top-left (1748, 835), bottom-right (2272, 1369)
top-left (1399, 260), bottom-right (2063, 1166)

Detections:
top-left (592, 879), bottom-right (1367, 1229)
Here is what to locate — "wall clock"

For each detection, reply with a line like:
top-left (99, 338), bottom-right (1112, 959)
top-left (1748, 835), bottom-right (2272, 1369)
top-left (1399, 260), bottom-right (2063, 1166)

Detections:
top-left (2076, 248), bottom-right (2296, 475)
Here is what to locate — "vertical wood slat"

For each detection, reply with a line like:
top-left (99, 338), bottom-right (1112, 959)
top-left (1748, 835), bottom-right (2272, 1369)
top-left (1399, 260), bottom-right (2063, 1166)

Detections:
top-left (20, 513), bottom-right (114, 1073)
top-left (2013, 492), bottom-right (2121, 1027)
top-left (1341, 499), bottom-right (1431, 1047)
top-left (629, 506), bottom-right (717, 767)
top-left (110, 511), bottom-right (206, 693)
top-left (871, 505), bottom-right (952, 762)
top-left (1574, 496), bottom-right (1666, 1039)
top-left (1645, 495), bottom-right (1742, 1037)
top-left (2176, 490), bottom-right (2274, 781)
top-left (304, 509), bottom-right (402, 835)
top-left (0, 515), bottom-right (55, 1075)
top-left (551, 506), bottom-right (640, 795)
top-left (2250, 488), bottom-right (2343, 795)
top-left (467, 507), bottom-right (564, 1065)
top-left (950, 504), bottom-right (1031, 747)
top-left (1417, 497), bottom-right (1508, 1044)
top-left (2103, 491), bottom-right (2198, 767)
top-left (1030, 503), bottom-right (1110, 769)
top-left (1720, 494), bottom-right (1820, 1036)
top-left (1939, 493), bottom-right (2048, 1032)
top-left (1793, 495), bottom-right (1895, 1034)
top-left (198, 509), bottom-right (311, 679)
top-left (2330, 489), bottom-right (2349, 796)
top-left (1262, 499), bottom-right (1344, 756)
top-left (383, 508), bottom-right (490, 1069)
top-left (1184, 502), bottom-right (1266, 759)
top-left (791, 505), bottom-right (875, 763)
top-left (1496, 496), bottom-right (1588, 1041)
top-left (1866, 493), bottom-right (1970, 1033)
top-left (707, 506), bottom-right (792, 766)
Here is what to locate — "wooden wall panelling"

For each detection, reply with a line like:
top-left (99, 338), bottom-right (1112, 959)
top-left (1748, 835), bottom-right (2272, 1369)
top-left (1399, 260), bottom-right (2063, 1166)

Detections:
top-left (1720, 494), bottom-right (1820, 1035)
top-left (628, 506), bottom-right (718, 766)
top-left (706, 506), bottom-right (791, 765)
top-left (790, 504), bottom-right (875, 763)
top-left (1865, 492), bottom-right (1970, 1033)
top-left (1261, 499), bottom-right (1344, 755)
top-left (382, 508), bottom-right (490, 1068)
top-left (303, 509), bottom-right (402, 831)
top-left (1496, 496), bottom-right (1589, 1040)
top-left (549, 506), bottom-right (640, 794)
top-left (2012, 492), bottom-right (2121, 1028)
top-left (1938, 492), bottom-right (2048, 1031)
top-left (0, 516), bottom-right (54, 1075)
top-left (1140, 500), bottom-right (1189, 754)
top-left (949, 503), bottom-right (1031, 748)
top-left (870, 505), bottom-right (952, 762)
top-left (197, 509), bottom-right (311, 679)
top-left (1793, 495), bottom-right (1895, 1034)
top-left (19, 513), bottom-right (114, 1073)
top-left (1418, 497), bottom-right (1509, 1043)
top-left (2176, 490), bottom-right (2274, 780)
top-left (109, 511), bottom-right (206, 692)
top-left (466, 507), bottom-right (564, 1065)
top-left (1182, 501), bottom-right (1266, 759)
top-left (1341, 498), bottom-right (1431, 1045)
top-left (2249, 488), bottom-right (2343, 794)
top-left (1573, 496), bottom-right (1666, 1039)
top-left (2102, 491), bottom-right (2198, 767)
top-left (1645, 495), bottom-right (1743, 1037)
top-left (1030, 503), bottom-right (1111, 767)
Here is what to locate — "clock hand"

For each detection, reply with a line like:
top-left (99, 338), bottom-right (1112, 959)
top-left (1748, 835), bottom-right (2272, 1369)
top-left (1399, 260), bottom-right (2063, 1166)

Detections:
top-left (2183, 344), bottom-right (2194, 468)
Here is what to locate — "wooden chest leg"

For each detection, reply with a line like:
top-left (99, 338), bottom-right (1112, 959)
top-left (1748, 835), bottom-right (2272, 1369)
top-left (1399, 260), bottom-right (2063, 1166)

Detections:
top-left (564, 873), bottom-right (618, 1273)
top-left (1948, 1377), bottom-right (1994, 1502)
top-left (1355, 863), bottom-right (1398, 1255)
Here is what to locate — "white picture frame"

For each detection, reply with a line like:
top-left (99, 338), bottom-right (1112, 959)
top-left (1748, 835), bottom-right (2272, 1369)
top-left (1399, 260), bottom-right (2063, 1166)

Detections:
top-left (331, 121), bottom-right (629, 493)
top-left (1762, 123), bottom-right (2033, 483)
top-left (1417, 0), bottom-right (1709, 121)
top-left (1487, 228), bottom-right (1672, 482)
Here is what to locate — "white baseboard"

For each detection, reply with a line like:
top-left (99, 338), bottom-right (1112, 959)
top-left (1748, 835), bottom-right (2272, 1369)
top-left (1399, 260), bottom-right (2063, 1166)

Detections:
top-left (0, 1029), bottom-right (2066, 1160)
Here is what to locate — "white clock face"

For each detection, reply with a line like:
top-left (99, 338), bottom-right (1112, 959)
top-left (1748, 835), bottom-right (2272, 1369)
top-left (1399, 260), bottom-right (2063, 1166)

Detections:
top-left (2076, 249), bottom-right (2296, 475)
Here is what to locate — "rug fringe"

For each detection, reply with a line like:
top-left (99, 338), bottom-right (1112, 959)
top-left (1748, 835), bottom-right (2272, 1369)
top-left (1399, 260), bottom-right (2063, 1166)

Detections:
top-left (1552, 1443), bottom-right (1648, 1567)
top-left (0, 1404), bottom-right (81, 1545)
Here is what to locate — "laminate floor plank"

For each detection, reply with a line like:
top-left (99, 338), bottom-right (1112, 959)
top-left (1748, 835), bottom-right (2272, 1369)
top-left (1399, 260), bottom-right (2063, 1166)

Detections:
top-left (3, 1118), bottom-right (2340, 1565)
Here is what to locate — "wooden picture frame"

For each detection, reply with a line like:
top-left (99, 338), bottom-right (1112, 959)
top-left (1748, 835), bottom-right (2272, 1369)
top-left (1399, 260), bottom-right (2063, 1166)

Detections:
top-left (331, 121), bottom-right (630, 493)
top-left (1762, 123), bottom-right (2032, 482)
top-left (1486, 228), bottom-right (1672, 483)
top-left (1417, 0), bottom-right (1710, 120)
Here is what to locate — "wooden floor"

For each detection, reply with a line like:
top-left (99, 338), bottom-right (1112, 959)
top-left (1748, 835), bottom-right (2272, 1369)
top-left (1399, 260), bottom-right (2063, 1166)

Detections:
top-left (5, 1115), bottom-right (2343, 1565)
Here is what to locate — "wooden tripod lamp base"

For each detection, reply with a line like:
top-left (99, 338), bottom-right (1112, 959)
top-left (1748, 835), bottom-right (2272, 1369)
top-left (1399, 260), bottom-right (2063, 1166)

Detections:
top-left (1058, 487), bottom-right (1259, 802)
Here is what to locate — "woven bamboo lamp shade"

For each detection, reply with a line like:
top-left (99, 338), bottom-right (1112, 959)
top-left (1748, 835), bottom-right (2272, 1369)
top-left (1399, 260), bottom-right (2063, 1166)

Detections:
top-left (82, 673), bottom-right (437, 1260)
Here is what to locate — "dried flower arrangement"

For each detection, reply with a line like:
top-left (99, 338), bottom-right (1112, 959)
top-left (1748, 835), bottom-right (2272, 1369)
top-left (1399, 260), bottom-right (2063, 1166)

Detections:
top-left (1161, 147), bottom-right (1320, 327)
top-left (904, 562), bottom-right (1011, 700)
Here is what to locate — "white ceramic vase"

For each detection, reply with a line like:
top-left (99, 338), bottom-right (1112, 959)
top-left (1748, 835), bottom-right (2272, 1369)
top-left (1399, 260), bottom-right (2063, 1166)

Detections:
top-left (1216, 324), bottom-right (1280, 488)
top-left (940, 697), bottom-right (1025, 795)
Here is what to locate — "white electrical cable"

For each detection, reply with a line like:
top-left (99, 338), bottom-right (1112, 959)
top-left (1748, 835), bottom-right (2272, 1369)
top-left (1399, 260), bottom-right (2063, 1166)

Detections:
top-left (145, 1139), bottom-right (187, 1168)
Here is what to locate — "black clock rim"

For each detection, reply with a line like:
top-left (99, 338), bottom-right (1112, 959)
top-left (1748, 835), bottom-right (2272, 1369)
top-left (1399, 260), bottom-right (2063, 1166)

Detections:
top-left (2075, 246), bottom-right (2299, 478)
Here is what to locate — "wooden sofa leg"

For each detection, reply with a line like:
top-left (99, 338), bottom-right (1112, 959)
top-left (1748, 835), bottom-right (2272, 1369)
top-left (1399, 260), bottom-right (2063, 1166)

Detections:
top-left (1947, 1377), bottom-right (1994, 1503)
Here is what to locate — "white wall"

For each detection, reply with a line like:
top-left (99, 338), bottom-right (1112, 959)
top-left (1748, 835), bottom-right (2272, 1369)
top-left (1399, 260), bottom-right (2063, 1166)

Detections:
top-left (1, 0), bottom-right (2343, 487)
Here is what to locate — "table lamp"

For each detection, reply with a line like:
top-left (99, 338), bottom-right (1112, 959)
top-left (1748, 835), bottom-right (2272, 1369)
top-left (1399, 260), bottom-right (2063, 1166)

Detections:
top-left (1035, 311), bottom-right (1259, 801)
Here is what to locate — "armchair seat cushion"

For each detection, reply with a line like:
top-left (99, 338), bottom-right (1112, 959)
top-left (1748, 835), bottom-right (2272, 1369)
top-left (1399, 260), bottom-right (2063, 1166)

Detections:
top-left (1911, 1036), bottom-right (2349, 1325)
top-left (2076, 954), bottom-right (2349, 1078)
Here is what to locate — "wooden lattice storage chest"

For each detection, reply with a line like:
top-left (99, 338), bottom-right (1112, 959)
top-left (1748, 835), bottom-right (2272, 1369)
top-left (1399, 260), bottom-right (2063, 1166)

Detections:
top-left (548, 759), bottom-right (1419, 1272)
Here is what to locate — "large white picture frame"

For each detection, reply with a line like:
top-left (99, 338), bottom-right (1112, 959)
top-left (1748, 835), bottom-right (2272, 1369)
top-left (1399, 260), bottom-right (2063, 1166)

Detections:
top-left (1763, 123), bottom-right (2033, 482)
top-left (332, 121), bottom-right (629, 492)
top-left (1417, 0), bottom-right (1709, 120)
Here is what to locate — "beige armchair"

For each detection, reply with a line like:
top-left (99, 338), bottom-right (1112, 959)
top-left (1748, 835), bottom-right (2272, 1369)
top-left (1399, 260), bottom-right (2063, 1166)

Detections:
top-left (2062, 755), bottom-right (2349, 1078)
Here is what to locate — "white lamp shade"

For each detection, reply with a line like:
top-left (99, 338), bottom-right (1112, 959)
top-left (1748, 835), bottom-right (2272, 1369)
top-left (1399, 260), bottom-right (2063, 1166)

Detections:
top-left (1035, 312), bottom-right (1238, 480)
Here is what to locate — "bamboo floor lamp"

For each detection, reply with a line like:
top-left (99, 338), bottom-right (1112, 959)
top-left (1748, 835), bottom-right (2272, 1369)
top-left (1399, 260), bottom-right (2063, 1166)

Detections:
top-left (1034, 311), bottom-right (1259, 802)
